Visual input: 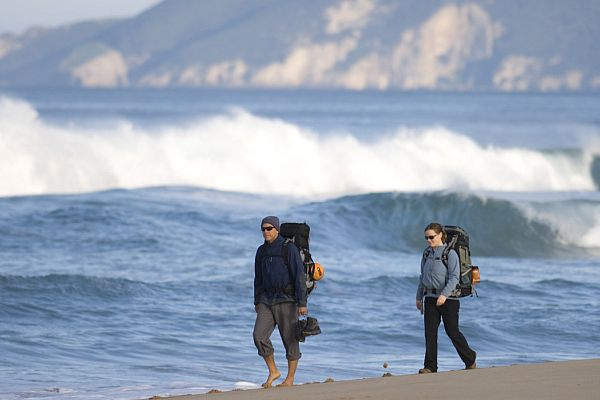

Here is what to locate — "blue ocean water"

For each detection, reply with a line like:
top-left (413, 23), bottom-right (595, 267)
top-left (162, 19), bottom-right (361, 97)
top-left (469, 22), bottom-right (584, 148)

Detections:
top-left (1, 89), bottom-right (600, 399)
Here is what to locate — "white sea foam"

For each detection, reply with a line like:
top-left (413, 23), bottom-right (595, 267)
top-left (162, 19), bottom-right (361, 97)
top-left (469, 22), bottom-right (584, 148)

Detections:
top-left (1, 96), bottom-right (598, 197)
top-left (234, 381), bottom-right (259, 389)
top-left (520, 199), bottom-right (600, 250)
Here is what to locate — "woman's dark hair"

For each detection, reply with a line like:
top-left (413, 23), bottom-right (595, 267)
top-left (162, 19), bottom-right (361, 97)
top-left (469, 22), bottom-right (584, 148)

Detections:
top-left (424, 222), bottom-right (446, 243)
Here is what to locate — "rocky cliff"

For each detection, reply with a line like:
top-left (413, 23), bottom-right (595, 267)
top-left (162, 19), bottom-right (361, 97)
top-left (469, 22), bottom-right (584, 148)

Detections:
top-left (1, 0), bottom-right (598, 91)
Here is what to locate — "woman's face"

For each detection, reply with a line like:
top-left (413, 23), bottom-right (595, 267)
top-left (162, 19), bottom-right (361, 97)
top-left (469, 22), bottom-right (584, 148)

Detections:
top-left (424, 229), bottom-right (443, 247)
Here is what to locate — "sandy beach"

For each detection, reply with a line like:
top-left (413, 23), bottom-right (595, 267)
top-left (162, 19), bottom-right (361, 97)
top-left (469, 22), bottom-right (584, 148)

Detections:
top-left (149, 359), bottom-right (600, 400)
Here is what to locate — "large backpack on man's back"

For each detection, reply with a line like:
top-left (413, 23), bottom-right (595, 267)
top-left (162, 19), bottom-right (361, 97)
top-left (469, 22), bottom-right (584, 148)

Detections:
top-left (280, 222), bottom-right (324, 342)
top-left (280, 222), bottom-right (324, 296)
top-left (442, 225), bottom-right (480, 298)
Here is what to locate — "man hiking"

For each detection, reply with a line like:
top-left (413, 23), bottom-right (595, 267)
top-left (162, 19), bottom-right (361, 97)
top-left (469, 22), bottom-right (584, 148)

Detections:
top-left (253, 216), bottom-right (307, 387)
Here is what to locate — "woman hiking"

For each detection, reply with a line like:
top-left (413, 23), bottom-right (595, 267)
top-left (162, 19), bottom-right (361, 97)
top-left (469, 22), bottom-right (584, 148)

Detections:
top-left (416, 222), bottom-right (476, 373)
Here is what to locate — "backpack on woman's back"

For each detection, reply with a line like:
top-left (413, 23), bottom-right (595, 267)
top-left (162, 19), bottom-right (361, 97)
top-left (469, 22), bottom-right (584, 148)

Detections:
top-left (441, 225), bottom-right (480, 298)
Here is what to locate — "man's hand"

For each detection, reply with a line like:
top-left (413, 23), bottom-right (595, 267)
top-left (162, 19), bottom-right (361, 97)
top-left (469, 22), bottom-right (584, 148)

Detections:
top-left (298, 307), bottom-right (308, 316)
top-left (255, 304), bottom-right (259, 313)
top-left (436, 295), bottom-right (447, 306)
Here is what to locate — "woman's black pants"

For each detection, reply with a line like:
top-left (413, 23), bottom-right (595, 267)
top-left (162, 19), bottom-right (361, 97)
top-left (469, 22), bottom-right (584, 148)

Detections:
top-left (423, 296), bottom-right (476, 372)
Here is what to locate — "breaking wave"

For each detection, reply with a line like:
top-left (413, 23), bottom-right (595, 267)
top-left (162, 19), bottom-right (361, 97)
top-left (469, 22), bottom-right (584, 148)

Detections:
top-left (1, 96), bottom-right (599, 197)
top-left (296, 191), bottom-right (600, 256)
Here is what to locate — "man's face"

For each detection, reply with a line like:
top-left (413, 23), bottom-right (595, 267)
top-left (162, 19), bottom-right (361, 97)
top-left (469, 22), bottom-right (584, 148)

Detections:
top-left (261, 224), bottom-right (279, 243)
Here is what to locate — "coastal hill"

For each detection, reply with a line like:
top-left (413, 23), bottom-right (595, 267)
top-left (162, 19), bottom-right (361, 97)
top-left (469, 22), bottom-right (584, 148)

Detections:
top-left (1, 0), bottom-right (598, 91)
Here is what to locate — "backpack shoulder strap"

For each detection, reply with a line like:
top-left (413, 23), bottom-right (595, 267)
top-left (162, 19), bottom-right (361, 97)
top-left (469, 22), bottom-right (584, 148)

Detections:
top-left (422, 247), bottom-right (433, 259)
top-left (441, 249), bottom-right (449, 268)
top-left (257, 243), bottom-right (266, 261)
top-left (281, 239), bottom-right (293, 282)
top-left (422, 247), bottom-right (432, 268)
top-left (441, 236), bottom-right (458, 269)
top-left (281, 239), bottom-right (291, 265)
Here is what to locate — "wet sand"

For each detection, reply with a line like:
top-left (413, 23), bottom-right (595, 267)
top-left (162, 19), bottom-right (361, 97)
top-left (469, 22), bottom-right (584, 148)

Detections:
top-left (149, 358), bottom-right (599, 400)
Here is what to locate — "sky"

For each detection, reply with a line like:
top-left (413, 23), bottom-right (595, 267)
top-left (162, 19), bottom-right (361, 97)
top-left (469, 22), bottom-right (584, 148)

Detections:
top-left (0, 0), bottom-right (163, 34)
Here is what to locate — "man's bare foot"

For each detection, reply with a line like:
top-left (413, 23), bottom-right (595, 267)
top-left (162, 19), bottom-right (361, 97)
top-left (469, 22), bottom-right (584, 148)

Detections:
top-left (261, 371), bottom-right (281, 388)
top-left (277, 379), bottom-right (294, 387)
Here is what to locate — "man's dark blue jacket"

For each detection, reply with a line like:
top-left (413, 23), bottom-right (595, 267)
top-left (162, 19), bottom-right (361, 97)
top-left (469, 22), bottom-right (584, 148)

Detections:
top-left (254, 235), bottom-right (307, 307)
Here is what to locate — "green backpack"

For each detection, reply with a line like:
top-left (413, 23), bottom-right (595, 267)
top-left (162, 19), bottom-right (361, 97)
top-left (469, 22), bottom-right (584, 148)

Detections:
top-left (442, 226), bottom-right (480, 297)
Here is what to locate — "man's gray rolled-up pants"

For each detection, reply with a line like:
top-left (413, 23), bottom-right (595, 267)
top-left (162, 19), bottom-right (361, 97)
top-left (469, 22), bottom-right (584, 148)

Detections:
top-left (253, 302), bottom-right (301, 361)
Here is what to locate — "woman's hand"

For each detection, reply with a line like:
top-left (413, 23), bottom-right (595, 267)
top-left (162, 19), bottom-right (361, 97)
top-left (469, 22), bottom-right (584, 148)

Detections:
top-left (436, 295), bottom-right (447, 306)
top-left (298, 307), bottom-right (308, 316)
top-left (416, 300), bottom-right (422, 311)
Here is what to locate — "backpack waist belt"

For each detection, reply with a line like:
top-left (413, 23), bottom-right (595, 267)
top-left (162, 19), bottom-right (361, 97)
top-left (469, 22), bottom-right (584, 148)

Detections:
top-left (265, 284), bottom-right (295, 296)
top-left (283, 284), bottom-right (295, 296)
top-left (425, 288), bottom-right (459, 298)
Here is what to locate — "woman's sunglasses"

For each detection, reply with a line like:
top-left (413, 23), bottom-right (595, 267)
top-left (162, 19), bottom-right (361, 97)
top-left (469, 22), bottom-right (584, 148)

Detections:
top-left (425, 235), bottom-right (437, 240)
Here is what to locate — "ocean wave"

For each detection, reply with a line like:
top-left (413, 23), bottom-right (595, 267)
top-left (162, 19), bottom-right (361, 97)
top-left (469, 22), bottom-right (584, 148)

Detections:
top-left (1, 96), bottom-right (599, 197)
top-left (296, 192), bottom-right (600, 256)
top-left (323, 275), bottom-right (419, 293)
top-left (2, 187), bottom-right (598, 264)
top-left (532, 278), bottom-right (600, 291)
top-left (0, 274), bottom-right (156, 298)
top-left (323, 275), bottom-right (600, 302)
top-left (0, 273), bottom-right (254, 301)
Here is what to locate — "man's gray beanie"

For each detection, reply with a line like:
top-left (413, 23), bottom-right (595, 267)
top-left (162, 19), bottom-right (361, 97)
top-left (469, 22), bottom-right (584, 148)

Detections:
top-left (261, 216), bottom-right (280, 231)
